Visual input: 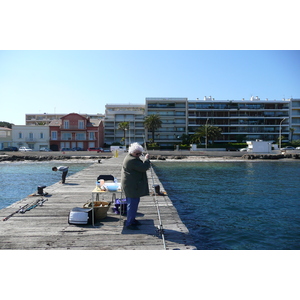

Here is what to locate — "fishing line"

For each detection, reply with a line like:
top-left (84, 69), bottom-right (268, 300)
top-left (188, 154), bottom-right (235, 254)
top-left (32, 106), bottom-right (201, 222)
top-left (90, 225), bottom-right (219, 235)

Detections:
top-left (143, 136), bottom-right (166, 250)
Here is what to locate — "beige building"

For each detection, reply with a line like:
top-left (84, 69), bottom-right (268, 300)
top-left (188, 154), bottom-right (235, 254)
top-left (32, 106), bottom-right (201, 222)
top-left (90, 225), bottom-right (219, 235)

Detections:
top-left (0, 127), bottom-right (12, 150)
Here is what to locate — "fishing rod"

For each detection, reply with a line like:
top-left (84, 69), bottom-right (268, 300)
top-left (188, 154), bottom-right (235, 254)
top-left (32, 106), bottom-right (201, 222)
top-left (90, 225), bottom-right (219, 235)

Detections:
top-left (2, 196), bottom-right (48, 221)
top-left (2, 203), bottom-right (29, 221)
top-left (143, 136), bottom-right (167, 250)
top-left (21, 198), bottom-right (46, 213)
top-left (38, 198), bottom-right (48, 206)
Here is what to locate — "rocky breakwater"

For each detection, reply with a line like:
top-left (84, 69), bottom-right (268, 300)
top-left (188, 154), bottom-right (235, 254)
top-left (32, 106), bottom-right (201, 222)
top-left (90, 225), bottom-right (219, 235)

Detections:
top-left (242, 153), bottom-right (300, 160)
top-left (0, 153), bottom-right (111, 162)
top-left (148, 155), bottom-right (187, 160)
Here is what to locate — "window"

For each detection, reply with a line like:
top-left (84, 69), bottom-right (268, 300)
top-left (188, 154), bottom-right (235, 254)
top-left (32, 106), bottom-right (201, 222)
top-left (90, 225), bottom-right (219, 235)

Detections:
top-left (40, 132), bottom-right (44, 139)
top-left (175, 119), bottom-right (186, 124)
top-left (18, 132), bottom-right (23, 139)
top-left (89, 132), bottom-right (95, 140)
top-left (62, 133), bottom-right (72, 140)
top-left (76, 133), bottom-right (86, 140)
top-left (51, 131), bottom-right (57, 140)
top-left (29, 132), bottom-right (34, 141)
top-left (64, 120), bottom-right (69, 129)
top-left (78, 120), bottom-right (84, 129)
top-left (61, 142), bottom-right (70, 148)
top-left (175, 103), bottom-right (186, 108)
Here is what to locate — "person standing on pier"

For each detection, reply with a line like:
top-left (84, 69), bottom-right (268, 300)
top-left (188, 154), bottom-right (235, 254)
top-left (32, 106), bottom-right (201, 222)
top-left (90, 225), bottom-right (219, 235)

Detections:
top-left (52, 166), bottom-right (69, 184)
top-left (121, 142), bottom-right (150, 230)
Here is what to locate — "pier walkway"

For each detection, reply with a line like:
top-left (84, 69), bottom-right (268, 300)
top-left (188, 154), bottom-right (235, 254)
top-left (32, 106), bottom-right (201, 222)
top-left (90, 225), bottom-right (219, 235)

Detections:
top-left (0, 154), bottom-right (196, 250)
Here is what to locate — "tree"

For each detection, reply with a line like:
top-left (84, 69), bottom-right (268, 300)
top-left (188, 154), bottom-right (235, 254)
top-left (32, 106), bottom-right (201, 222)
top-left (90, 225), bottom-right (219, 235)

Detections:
top-left (0, 121), bottom-right (13, 128)
top-left (191, 125), bottom-right (222, 144)
top-left (144, 114), bottom-right (162, 142)
top-left (117, 121), bottom-right (129, 145)
top-left (191, 126), bottom-right (206, 144)
top-left (208, 125), bottom-right (222, 143)
top-left (181, 133), bottom-right (192, 145)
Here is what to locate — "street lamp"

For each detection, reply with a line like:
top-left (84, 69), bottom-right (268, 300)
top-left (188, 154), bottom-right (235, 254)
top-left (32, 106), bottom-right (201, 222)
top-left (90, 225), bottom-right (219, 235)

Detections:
top-left (128, 124), bottom-right (131, 145)
top-left (205, 118), bottom-right (209, 149)
top-left (279, 118), bottom-right (286, 150)
top-left (124, 128), bottom-right (127, 150)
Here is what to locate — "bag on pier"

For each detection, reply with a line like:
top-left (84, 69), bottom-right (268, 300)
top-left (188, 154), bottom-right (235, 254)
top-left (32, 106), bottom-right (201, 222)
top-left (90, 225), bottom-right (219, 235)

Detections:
top-left (112, 198), bottom-right (127, 215)
top-left (68, 207), bottom-right (92, 225)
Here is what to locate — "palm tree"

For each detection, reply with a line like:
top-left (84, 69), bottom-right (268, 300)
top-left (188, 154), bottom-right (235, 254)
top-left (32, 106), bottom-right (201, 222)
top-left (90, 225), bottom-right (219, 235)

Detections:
top-left (117, 121), bottom-right (129, 145)
top-left (181, 133), bottom-right (192, 145)
top-left (144, 114), bottom-right (162, 142)
top-left (208, 125), bottom-right (222, 143)
top-left (191, 125), bottom-right (222, 144)
top-left (191, 126), bottom-right (206, 144)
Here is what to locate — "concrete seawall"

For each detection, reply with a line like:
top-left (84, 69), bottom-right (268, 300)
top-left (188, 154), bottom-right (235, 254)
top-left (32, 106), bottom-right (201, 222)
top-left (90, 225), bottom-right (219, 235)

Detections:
top-left (0, 153), bottom-right (197, 250)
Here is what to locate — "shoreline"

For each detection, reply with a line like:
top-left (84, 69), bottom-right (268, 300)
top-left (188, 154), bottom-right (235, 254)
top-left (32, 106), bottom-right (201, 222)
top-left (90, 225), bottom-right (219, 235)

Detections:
top-left (1, 150), bottom-right (300, 163)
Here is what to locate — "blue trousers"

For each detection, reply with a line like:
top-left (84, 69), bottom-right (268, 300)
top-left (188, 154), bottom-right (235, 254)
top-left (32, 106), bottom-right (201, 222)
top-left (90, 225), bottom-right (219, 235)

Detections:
top-left (61, 171), bottom-right (68, 183)
top-left (126, 197), bottom-right (140, 226)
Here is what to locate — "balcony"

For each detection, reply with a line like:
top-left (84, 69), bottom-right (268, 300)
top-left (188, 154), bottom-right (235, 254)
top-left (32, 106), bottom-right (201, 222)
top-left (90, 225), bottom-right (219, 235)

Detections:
top-left (60, 126), bottom-right (86, 130)
top-left (50, 137), bottom-right (96, 141)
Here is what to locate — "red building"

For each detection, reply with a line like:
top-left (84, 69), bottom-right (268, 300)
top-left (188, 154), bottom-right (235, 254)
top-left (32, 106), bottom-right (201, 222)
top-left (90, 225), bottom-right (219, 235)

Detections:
top-left (49, 113), bottom-right (104, 151)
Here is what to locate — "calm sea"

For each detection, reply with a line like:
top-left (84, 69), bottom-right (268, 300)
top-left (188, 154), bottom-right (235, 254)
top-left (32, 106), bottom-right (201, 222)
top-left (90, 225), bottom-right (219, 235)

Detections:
top-left (1, 160), bottom-right (299, 250)
top-left (0, 161), bottom-right (91, 210)
top-left (152, 160), bottom-right (300, 250)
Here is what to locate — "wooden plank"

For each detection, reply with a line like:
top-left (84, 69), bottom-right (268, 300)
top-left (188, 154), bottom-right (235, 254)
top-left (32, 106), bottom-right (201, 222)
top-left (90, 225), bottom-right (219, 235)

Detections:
top-left (0, 154), bottom-right (197, 250)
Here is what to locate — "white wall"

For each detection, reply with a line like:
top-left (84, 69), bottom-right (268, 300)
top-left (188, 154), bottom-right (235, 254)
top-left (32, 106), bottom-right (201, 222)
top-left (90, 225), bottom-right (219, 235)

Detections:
top-left (12, 125), bottom-right (50, 150)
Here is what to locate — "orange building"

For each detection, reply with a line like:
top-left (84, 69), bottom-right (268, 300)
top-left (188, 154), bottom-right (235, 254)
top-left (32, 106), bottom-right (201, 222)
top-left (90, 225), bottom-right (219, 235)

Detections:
top-left (49, 113), bottom-right (103, 151)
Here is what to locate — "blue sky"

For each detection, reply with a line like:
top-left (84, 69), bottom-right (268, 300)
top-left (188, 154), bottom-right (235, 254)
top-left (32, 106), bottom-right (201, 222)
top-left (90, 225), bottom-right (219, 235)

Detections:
top-left (1, 50), bottom-right (299, 125)
top-left (1, 2), bottom-right (299, 292)
top-left (1, 2), bottom-right (299, 125)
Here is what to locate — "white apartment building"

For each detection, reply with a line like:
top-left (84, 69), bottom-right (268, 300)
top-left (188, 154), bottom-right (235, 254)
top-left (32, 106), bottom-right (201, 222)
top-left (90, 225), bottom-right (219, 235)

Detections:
top-left (12, 125), bottom-right (50, 150)
top-left (104, 104), bottom-right (145, 146)
top-left (26, 114), bottom-right (65, 125)
top-left (145, 98), bottom-right (188, 146)
top-left (290, 98), bottom-right (300, 141)
top-left (187, 96), bottom-right (290, 143)
top-left (26, 113), bottom-right (104, 125)
top-left (145, 96), bottom-right (300, 145)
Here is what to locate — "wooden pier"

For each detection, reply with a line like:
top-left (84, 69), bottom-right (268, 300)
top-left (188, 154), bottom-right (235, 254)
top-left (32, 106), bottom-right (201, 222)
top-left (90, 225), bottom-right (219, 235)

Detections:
top-left (0, 153), bottom-right (196, 250)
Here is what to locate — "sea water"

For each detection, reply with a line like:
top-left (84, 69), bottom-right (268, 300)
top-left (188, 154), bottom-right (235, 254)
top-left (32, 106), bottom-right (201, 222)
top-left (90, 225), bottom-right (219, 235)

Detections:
top-left (152, 160), bottom-right (300, 250)
top-left (0, 161), bottom-right (91, 210)
top-left (2, 159), bottom-right (299, 250)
